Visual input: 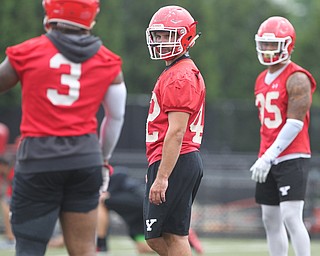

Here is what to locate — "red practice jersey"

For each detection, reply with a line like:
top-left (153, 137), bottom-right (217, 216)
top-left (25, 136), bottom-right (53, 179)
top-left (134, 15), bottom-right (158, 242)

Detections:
top-left (6, 35), bottom-right (122, 138)
top-left (254, 62), bottom-right (316, 158)
top-left (146, 58), bottom-right (206, 165)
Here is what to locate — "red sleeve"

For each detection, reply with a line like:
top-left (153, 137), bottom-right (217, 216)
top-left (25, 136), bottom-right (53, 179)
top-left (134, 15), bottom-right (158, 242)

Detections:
top-left (162, 65), bottom-right (202, 114)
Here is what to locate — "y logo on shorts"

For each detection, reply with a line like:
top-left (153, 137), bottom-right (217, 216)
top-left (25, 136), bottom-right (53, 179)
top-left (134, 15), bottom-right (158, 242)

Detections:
top-left (279, 185), bottom-right (291, 196)
top-left (146, 219), bottom-right (157, 231)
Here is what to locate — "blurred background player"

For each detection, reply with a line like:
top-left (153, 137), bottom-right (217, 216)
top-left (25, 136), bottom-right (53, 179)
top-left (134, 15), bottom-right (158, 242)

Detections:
top-left (96, 166), bottom-right (155, 255)
top-left (0, 157), bottom-right (15, 248)
top-left (144, 6), bottom-right (206, 256)
top-left (0, 0), bottom-right (126, 255)
top-left (250, 16), bottom-right (316, 256)
top-left (0, 123), bottom-right (9, 156)
top-left (96, 167), bottom-right (204, 255)
top-left (0, 122), bottom-right (15, 248)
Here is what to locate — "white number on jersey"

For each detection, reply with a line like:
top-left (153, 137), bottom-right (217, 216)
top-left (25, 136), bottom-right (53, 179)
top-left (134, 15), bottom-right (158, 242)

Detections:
top-left (146, 92), bottom-right (160, 143)
top-left (256, 91), bottom-right (282, 129)
top-left (47, 53), bottom-right (81, 106)
top-left (190, 104), bottom-right (204, 144)
top-left (146, 92), bottom-right (204, 144)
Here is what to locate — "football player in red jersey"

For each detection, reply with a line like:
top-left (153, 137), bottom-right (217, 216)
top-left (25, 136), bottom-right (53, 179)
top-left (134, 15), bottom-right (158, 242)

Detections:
top-left (144, 6), bottom-right (205, 256)
top-left (250, 16), bottom-right (316, 256)
top-left (0, 0), bottom-right (127, 255)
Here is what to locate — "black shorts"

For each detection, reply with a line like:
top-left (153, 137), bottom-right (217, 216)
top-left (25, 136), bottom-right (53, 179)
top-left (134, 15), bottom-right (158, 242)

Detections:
top-left (11, 166), bottom-right (102, 224)
top-left (143, 151), bottom-right (203, 239)
top-left (255, 158), bottom-right (309, 205)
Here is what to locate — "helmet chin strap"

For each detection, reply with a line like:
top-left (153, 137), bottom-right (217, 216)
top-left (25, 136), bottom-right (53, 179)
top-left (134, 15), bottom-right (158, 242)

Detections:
top-left (281, 56), bottom-right (291, 64)
top-left (43, 16), bottom-right (50, 32)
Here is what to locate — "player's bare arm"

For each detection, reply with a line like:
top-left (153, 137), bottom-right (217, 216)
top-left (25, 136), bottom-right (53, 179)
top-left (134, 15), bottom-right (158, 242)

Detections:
top-left (0, 57), bottom-right (19, 93)
top-left (286, 71), bottom-right (312, 121)
top-left (149, 111), bottom-right (190, 205)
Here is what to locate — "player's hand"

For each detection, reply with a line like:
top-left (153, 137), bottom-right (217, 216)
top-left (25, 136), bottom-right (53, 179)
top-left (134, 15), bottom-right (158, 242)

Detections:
top-left (100, 163), bottom-right (114, 194)
top-left (250, 153), bottom-right (273, 183)
top-left (99, 191), bottom-right (110, 204)
top-left (149, 176), bottom-right (168, 205)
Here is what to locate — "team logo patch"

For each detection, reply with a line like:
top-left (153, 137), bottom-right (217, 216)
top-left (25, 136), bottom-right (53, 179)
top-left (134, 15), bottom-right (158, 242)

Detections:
top-left (146, 219), bottom-right (157, 231)
top-left (279, 185), bottom-right (291, 196)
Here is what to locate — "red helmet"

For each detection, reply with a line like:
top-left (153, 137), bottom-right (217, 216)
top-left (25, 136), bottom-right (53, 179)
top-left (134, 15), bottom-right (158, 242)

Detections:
top-left (146, 6), bottom-right (199, 60)
top-left (255, 16), bottom-right (296, 65)
top-left (43, 0), bottom-right (100, 30)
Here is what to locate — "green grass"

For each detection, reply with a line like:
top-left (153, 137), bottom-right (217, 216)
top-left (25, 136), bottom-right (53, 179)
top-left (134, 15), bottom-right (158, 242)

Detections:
top-left (0, 236), bottom-right (319, 255)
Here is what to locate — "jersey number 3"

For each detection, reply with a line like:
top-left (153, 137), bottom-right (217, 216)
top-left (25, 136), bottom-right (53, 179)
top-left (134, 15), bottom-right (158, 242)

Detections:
top-left (47, 53), bottom-right (81, 106)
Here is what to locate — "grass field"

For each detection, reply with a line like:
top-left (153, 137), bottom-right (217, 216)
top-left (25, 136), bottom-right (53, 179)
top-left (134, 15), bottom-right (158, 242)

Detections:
top-left (0, 236), bottom-right (319, 256)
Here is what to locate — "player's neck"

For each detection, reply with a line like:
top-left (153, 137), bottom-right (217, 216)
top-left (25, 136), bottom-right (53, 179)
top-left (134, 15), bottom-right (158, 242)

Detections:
top-left (268, 60), bottom-right (291, 73)
top-left (165, 53), bottom-right (190, 68)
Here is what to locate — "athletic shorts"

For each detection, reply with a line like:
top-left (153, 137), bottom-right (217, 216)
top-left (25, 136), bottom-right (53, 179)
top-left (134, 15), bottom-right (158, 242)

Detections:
top-left (143, 151), bottom-right (203, 239)
top-left (255, 158), bottom-right (309, 205)
top-left (11, 166), bottom-right (102, 224)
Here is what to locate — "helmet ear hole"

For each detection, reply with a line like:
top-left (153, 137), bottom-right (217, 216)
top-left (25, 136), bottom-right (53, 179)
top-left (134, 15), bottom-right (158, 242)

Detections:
top-left (183, 36), bottom-right (192, 48)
